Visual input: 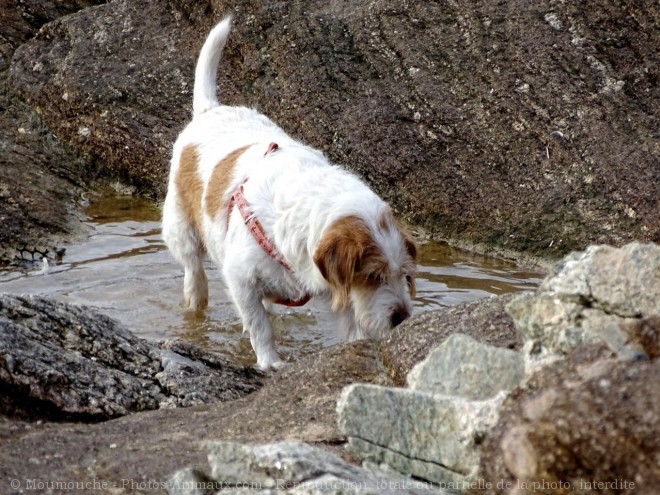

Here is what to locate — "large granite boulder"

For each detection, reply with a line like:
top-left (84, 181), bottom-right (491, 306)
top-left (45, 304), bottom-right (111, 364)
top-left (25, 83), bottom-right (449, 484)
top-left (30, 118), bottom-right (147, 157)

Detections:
top-left (475, 343), bottom-right (660, 495)
top-left (0, 0), bottom-right (100, 262)
top-left (0, 294), bottom-right (263, 419)
top-left (4, 0), bottom-right (659, 261)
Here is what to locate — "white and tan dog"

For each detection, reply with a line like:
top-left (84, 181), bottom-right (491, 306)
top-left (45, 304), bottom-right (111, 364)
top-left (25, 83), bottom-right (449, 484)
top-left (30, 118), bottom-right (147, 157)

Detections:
top-left (163, 17), bottom-right (417, 370)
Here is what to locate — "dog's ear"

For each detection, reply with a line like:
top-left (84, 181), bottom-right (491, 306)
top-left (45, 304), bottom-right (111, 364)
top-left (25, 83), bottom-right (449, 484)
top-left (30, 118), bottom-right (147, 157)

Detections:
top-left (397, 224), bottom-right (417, 296)
top-left (314, 216), bottom-right (374, 311)
top-left (404, 233), bottom-right (417, 261)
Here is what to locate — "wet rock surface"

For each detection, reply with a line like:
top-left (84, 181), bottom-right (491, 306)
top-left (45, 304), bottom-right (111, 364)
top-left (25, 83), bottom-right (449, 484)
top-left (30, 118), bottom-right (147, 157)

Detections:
top-left (0, 0), bottom-right (106, 263)
top-left (0, 294), bottom-right (264, 420)
top-left (2, 0), bottom-right (659, 262)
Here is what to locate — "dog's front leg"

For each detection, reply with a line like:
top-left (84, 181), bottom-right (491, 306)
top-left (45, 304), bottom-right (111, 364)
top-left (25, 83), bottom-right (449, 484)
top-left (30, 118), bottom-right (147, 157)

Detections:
top-left (338, 307), bottom-right (366, 342)
top-left (225, 278), bottom-right (284, 370)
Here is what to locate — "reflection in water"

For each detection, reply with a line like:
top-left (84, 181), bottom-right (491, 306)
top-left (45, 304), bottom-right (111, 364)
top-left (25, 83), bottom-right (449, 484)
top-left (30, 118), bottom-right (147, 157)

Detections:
top-left (0, 190), bottom-right (544, 366)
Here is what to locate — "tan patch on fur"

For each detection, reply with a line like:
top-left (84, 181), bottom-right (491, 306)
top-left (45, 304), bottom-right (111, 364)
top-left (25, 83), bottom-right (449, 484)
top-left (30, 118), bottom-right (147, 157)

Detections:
top-left (205, 145), bottom-right (250, 218)
top-left (175, 144), bottom-right (205, 248)
top-left (313, 215), bottom-right (387, 310)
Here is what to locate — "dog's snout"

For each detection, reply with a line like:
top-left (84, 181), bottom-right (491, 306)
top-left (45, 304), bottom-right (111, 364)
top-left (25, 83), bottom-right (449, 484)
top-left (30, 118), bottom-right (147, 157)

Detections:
top-left (390, 307), bottom-right (410, 328)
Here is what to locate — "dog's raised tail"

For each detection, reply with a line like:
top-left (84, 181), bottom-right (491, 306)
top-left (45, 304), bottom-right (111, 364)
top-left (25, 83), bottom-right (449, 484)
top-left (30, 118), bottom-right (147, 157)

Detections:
top-left (193, 16), bottom-right (232, 116)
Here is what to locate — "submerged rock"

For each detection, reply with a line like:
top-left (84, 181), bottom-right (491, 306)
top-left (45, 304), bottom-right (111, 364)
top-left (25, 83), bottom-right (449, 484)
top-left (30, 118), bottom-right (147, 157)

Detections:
top-left (0, 294), bottom-right (263, 420)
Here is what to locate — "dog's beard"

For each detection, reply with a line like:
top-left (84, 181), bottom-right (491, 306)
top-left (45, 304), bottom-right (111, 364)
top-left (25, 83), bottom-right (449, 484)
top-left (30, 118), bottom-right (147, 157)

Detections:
top-left (349, 281), bottom-right (412, 340)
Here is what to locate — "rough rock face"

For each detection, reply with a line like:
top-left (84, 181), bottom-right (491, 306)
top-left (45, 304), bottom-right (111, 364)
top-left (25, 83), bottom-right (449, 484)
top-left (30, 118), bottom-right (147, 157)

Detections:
top-left (0, 294), bottom-right (263, 419)
top-left (339, 243), bottom-right (659, 493)
top-left (338, 384), bottom-right (506, 487)
top-left (475, 344), bottom-right (660, 495)
top-left (0, 242), bottom-right (658, 493)
top-left (507, 242), bottom-right (660, 366)
top-left (473, 243), bottom-right (660, 494)
top-left (0, 339), bottom-right (393, 493)
top-left (407, 333), bottom-right (524, 399)
top-left (5, 0), bottom-right (659, 260)
top-left (0, 0), bottom-right (102, 262)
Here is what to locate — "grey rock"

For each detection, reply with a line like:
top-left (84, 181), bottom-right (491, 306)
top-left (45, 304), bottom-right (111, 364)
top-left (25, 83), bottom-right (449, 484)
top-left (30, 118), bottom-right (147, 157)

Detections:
top-left (337, 384), bottom-right (506, 486)
top-left (167, 467), bottom-right (216, 495)
top-left (507, 243), bottom-right (660, 364)
top-left (407, 333), bottom-right (524, 400)
top-left (541, 243), bottom-right (659, 316)
top-left (381, 294), bottom-right (522, 386)
top-left (0, 339), bottom-right (391, 493)
top-left (157, 339), bottom-right (264, 408)
top-left (0, 294), bottom-right (263, 419)
top-left (198, 441), bottom-right (447, 495)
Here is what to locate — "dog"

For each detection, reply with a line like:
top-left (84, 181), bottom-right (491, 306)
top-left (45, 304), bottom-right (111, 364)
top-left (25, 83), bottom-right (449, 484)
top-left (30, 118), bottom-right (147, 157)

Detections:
top-left (162, 17), bottom-right (417, 370)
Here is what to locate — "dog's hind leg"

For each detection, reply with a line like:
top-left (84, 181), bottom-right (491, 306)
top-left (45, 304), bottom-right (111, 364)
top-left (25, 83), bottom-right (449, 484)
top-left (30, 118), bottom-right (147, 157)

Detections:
top-left (181, 249), bottom-right (208, 311)
top-left (162, 194), bottom-right (209, 311)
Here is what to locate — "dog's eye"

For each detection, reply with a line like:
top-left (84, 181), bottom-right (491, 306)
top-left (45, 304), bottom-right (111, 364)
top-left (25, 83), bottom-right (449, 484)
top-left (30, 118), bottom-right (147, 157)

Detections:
top-left (406, 274), bottom-right (416, 297)
top-left (366, 273), bottom-right (382, 284)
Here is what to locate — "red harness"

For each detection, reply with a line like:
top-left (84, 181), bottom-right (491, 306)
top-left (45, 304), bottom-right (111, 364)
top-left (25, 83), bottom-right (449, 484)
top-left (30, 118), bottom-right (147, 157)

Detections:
top-left (226, 143), bottom-right (311, 307)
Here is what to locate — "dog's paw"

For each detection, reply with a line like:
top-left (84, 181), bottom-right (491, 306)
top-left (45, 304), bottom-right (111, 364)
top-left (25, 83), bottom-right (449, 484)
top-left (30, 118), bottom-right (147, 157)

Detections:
top-left (256, 359), bottom-right (288, 372)
top-left (270, 359), bottom-right (289, 371)
top-left (182, 295), bottom-right (208, 312)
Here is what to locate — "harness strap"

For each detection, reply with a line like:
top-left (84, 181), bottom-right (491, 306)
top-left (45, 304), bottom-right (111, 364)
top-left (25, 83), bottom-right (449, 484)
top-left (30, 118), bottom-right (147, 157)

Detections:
top-left (228, 184), bottom-right (291, 271)
top-left (225, 142), bottom-right (311, 307)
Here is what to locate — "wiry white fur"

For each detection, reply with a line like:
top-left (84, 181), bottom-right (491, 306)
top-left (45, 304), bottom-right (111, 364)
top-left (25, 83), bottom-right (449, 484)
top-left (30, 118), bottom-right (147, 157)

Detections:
top-left (163, 17), bottom-right (415, 370)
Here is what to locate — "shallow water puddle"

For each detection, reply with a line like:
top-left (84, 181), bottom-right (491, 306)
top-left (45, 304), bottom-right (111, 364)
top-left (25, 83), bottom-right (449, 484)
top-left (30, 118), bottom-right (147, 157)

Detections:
top-left (0, 190), bottom-right (544, 365)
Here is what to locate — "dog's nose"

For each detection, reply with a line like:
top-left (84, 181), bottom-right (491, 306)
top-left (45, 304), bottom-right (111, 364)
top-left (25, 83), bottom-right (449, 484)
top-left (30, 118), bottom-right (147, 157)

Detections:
top-left (390, 307), bottom-right (410, 328)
